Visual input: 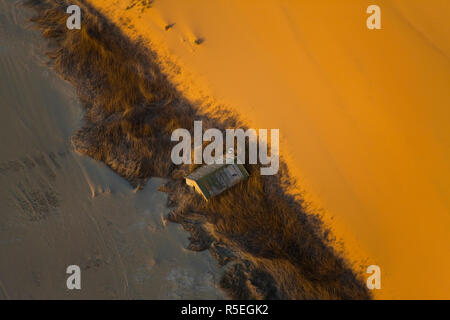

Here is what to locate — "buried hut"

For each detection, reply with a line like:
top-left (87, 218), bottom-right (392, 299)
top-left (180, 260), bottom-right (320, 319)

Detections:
top-left (185, 161), bottom-right (249, 200)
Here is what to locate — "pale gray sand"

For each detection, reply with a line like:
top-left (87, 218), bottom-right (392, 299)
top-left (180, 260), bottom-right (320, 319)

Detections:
top-left (0, 0), bottom-right (223, 299)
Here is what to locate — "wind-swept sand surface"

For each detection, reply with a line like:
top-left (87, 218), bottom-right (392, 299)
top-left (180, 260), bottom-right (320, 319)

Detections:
top-left (88, 0), bottom-right (450, 298)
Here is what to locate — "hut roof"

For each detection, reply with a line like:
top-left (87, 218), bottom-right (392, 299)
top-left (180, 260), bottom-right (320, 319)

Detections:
top-left (185, 160), bottom-right (249, 200)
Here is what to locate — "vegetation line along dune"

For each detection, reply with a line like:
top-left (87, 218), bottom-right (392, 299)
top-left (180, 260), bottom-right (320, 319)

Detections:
top-left (25, 0), bottom-right (371, 299)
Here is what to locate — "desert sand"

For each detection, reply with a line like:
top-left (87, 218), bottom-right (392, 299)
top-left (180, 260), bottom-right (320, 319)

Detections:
top-left (88, 0), bottom-right (450, 299)
top-left (0, 0), bottom-right (223, 299)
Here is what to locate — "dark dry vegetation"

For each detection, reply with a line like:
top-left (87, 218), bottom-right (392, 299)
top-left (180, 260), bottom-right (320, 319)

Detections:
top-left (25, 0), bottom-right (371, 299)
top-left (126, 0), bottom-right (153, 12)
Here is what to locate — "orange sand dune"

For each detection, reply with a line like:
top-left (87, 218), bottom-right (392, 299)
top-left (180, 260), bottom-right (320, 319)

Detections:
top-left (90, 0), bottom-right (450, 299)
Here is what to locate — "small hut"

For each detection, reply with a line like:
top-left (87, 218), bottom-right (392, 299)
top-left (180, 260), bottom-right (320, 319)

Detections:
top-left (185, 160), bottom-right (249, 200)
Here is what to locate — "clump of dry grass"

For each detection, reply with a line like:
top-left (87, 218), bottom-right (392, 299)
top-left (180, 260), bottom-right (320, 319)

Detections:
top-left (26, 0), bottom-right (371, 299)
